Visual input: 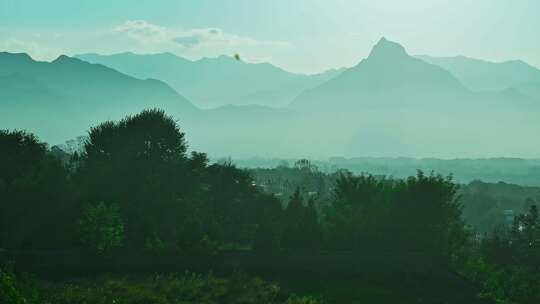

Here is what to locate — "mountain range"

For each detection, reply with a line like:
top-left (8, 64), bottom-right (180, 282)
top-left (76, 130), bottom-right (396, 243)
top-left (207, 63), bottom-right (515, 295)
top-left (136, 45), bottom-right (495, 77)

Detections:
top-left (1, 38), bottom-right (539, 158)
top-left (417, 54), bottom-right (540, 99)
top-left (75, 52), bottom-right (342, 108)
top-left (290, 38), bottom-right (470, 111)
top-left (0, 52), bottom-right (196, 143)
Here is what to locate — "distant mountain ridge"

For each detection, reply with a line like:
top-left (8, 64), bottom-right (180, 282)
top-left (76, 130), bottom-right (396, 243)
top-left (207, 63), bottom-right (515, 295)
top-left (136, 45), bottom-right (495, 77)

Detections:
top-left (0, 52), bottom-right (196, 143)
top-left (1, 38), bottom-right (539, 158)
top-left (75, 52), bottom-right (343, 108)
top-left (416, 54), bottom-right (540, 99)
top-left (290, 38), bottom-right (470, 111)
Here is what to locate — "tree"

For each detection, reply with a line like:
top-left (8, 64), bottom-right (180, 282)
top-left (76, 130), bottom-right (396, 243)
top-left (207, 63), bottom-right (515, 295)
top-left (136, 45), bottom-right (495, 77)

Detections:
top-left (253, 217), bottom-right (279, 252)
top-left (396, 171), bottom-right (467, 262)
top-left (509, 204), bottom-right (540, 268)
top-left (0, 130), bottom-right (46, 186)
top-left (324, 172), bottom-right (392, 251)
top-left (0, 130), bottom-right (74, 250)
top-left (79, 202), bottom-right (124, 253)
top-left (281, 188), bottom-right (322, 252)
top-left (472, 204), bottom-right (540, 304)
top-left (75, 109), bottom-right (281, 251)
top-left (76, 109), bottom-right (192, 248)
top-left (323, 171), bottom-right (466, 262)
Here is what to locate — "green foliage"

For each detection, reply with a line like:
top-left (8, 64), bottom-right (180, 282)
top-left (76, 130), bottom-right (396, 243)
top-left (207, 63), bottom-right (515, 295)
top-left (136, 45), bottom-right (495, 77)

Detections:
top-left (79, 202), bottom-right (124, 253)
top-left (0, 130), bottom-right (47, 186)
top-left (324, 171), bottom-right (466, 262)
top-left (253, 217), bottom-right (279, 252)
top-left (462, 257), bottom-right (540, 304)
top-left (281, 188), bottom-right (322, 251)
top-left (0, 130), bottom-right (74, 250)
top-left (0, 268), bottom-right (40, 304)
top-left (77, 109), bottom-right (191, 249)
top-left (44, 272), bottom-right (283, 304)
top-left (73, 109), bottom-right (280, 252)
top-left (0, 268), bottom-right (26, 304)
top-left (285, 295), bottom-right (324, 304)
top-left (464, 204), bottom-right (540, 304)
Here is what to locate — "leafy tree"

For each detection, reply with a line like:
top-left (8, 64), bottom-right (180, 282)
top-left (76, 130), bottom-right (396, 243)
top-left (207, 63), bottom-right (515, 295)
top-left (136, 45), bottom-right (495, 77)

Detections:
top-left (467, 204), bottom-right (540, 304)
top-left (396, 171), bottom-right (467, 262)
top-left (0, 130), bottom-right (74, 250)
top-left (253, 216), bottom-right (279, 252)
top-left (0, 130), bottom-right (47, 186)
top-left (281, 188), bottom-right (322, 251)
top-left (324, 171), bottom-right (466, 262)
top-left (79, 202), bottom-right (124, 253)
top-left (509, 204), bottom-right (540, 268)
top-left (76, 109), bottom-right (192, 248)
top-left (0, 268), bottom-right (40, 304)
top-left (324, 173), bottom-right (393, 251)
top-left (74, 109), bottom-right (282, 251)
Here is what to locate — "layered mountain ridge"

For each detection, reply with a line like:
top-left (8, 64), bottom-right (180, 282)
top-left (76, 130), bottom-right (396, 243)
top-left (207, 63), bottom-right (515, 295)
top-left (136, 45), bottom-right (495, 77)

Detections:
top-left (1, 38), bottom-right (539, 158)
top-left (75, 52), bottom-right (342, 108)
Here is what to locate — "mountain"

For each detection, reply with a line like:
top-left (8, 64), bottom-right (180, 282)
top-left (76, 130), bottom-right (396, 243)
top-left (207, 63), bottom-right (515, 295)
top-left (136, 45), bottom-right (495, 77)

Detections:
top-left (75, 52), bottom-right (342, 108)
top-left (290, 38), bottom-right (470, 111)
top-left (416, 55), bottom-right (540, 98)
top-left (286, 38), bottom-right (540, 158)
top-left (2, 39), bottom-right (540, 159)
top-left (0, 52), bottom-right (197, 144)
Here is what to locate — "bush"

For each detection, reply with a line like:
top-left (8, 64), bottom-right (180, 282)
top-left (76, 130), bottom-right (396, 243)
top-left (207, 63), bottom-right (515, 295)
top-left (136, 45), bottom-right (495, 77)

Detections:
top-left (285, 295), bottom-right (324, 304)
top-left (79, 202), bottom-right (124, 253)
top-left (462, 257), bottom-right (540, 304)
top-left (44, 272), bottom-right (284, 304)
top-left (0, 268), bottom-right (40, 304)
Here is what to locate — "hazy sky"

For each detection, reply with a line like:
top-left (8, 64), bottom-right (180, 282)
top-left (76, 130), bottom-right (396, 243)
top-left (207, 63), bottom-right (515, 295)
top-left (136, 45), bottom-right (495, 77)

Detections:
top-left (1, 0), bottom-right (539, 74)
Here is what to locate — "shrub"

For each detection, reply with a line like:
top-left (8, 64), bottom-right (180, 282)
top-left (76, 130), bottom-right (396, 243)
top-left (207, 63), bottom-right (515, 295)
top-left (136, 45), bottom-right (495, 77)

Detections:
top-left (44, 272), bottom-right (284, 304)
top-left (0, 268), bottom-right (40, 304)
top-left (79, 202), bottom-right (124, 253)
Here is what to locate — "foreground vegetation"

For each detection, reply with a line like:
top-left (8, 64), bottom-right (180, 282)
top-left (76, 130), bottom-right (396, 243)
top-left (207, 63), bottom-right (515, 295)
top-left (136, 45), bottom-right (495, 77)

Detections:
top-left (0, 269), bottom-right (322, 304)
top-left (1, 109), bottom-right (539, 303)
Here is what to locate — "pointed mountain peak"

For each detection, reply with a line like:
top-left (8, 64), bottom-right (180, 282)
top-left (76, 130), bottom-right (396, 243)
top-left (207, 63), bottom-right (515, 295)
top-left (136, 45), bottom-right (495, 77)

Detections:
top-left (52, 54), bottom-right (82, 64)
top-left (367, 37), bottom-right (408, 60)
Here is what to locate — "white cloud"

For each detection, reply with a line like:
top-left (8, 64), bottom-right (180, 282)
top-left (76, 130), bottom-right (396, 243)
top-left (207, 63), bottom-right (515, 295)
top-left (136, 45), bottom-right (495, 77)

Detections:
top-left (114, 20), bottom-right (170, 44)
top-left (113, 20), bottom-right (290, 58)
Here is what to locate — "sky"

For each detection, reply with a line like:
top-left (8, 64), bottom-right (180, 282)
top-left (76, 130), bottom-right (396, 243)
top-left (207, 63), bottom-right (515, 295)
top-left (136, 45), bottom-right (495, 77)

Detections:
top-left (1, 0), bottom-right (539, 74)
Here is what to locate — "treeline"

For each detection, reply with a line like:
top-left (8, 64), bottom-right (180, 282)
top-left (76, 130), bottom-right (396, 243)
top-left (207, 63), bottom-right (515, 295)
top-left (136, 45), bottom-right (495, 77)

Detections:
top-left (251, 166), bottom-right (540, 234)
top-left (0, 109), bottom-right (465, 263)
top-left (238, 156), bottom-right (540, 187)
top-left (463, 204), bottom-right (540, 303)
top-left (1, 109), bottom-right (281, 254)
top-left (1, 109), bottom-right (539, 303)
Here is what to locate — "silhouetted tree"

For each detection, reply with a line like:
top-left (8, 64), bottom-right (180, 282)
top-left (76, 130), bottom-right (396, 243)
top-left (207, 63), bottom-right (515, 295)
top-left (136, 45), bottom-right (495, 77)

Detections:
top-left (0, 130), bottom-right (74, 250)
top-left (0, 130), bottom-right (46, 185)
top-left (324, 171), bottom-right (466, 262)
top-left (253, 216), bottom-right (279, 252)
top-left (76, 109), bottom-right (195, 248)
top-left (281, 188), bottom-right (322, 251)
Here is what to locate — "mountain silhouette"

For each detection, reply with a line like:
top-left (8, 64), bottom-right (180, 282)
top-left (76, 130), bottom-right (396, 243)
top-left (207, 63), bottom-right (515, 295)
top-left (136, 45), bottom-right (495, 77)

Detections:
top-left (0, 52), bottom-right (196, 143)
top-left (75, 52), bottom-right (342, 108)
top-left (417, 55), bottom-right (540, 99)
top-left (290, 38), bottom-right (469, 111)
top-left (1, 39), bottom-right (539, 158)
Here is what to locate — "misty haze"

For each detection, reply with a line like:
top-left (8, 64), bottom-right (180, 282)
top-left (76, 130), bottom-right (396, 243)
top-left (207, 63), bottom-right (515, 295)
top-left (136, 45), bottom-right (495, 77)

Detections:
top-left (1, 1), bottom-right (539, 303)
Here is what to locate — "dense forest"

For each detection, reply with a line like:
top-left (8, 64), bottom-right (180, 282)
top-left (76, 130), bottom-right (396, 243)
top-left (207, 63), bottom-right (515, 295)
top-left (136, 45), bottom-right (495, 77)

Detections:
top-left (1, 109), bottom-right (539, 303)
top-left (237, 157), bottom-right (540, 187)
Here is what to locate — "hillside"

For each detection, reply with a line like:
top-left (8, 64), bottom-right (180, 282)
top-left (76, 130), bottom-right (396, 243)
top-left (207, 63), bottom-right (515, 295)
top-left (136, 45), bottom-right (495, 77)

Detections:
top-left (290, 38), bottom-right (470, 111)
top-left (417, 54), bottom-right (540, 99)
top-left (75, 52), bottom-right (342, 108)
top-left (0, 52), bottom-right (197, 143)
